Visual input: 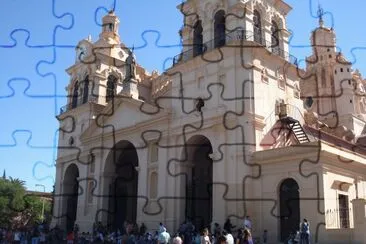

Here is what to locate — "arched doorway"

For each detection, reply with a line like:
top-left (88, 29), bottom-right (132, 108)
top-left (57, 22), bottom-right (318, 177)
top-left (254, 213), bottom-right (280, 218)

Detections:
top-left (184, 135), bottom-right (213, 231)
top-left (105, 141), bottom-right (138, 231)
top-left (279, 178), bottom-right (300, 241)
top-left (62, 164), bottom-right (79, 232)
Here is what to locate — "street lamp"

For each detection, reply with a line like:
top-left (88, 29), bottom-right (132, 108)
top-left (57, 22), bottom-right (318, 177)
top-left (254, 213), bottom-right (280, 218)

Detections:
top-left (35, 184), bottom-right (46, 222)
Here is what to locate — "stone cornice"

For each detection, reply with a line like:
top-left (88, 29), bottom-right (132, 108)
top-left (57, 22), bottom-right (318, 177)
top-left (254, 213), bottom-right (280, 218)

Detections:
top-left (81, 111), bottom-right (171, 145)
top-left (253, 141), bottom-right (321, 164)
top-left (255, 139), bottom-right (366, 172)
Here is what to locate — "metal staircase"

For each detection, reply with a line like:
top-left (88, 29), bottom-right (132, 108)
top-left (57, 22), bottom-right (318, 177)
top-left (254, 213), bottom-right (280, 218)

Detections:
top-left (281, 117), bottom-right (310, 143)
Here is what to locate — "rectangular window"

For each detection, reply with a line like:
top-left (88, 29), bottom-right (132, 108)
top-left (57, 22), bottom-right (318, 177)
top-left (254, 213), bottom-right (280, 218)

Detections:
top-left (338, 194), bottom-right (349, 228)
top-left (149, 142), bottom-right (158, 163)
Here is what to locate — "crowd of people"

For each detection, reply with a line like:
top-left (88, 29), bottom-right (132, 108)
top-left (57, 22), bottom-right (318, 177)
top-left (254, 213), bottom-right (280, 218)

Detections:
top-left (0, 217), bottom-right (311, 244)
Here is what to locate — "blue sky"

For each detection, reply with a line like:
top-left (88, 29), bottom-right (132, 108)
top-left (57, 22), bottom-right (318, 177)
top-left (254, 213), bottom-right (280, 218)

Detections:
top-left (0, 0), bottom-right (365, 193)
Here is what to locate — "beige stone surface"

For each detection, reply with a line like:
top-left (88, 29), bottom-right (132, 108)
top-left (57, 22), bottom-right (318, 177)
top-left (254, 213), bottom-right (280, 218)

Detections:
top-left (52, 1), bottom-right (366, 243)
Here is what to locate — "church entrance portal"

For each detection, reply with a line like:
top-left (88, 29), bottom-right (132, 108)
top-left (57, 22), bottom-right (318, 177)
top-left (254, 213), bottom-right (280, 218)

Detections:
top-left (185, 135), bottom-right (213, 231)
top-left (105, 141), bottom-right (138, 231)
top-left (279, 178), bottom-right (300, 242)
top-left (62, 164), bottom-right (79, 232)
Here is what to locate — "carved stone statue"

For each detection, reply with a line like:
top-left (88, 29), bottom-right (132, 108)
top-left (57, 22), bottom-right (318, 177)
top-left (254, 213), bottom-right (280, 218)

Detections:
top-left (125, 49), bottom-right (136, 81)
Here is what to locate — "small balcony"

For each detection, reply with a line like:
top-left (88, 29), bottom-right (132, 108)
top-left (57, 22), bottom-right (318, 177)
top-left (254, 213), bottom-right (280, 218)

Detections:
top-left (172, 29), bottom-right (298, 67)
top-left (58, 97), bottom-right (99, 116)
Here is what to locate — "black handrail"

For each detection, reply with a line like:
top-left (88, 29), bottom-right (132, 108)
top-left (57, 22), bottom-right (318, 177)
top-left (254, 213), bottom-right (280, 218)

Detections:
top-left (172, 29), bottom-right (298, 67)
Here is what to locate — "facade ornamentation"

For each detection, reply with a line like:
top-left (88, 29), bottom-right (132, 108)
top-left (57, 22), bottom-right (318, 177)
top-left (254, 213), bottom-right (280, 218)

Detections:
top-left (52, 2), bottom-right (366, 244)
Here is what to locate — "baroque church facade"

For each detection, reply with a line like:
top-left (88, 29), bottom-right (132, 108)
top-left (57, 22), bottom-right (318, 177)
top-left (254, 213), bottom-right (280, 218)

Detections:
top-left (52, 0), bottom-right (366, 243)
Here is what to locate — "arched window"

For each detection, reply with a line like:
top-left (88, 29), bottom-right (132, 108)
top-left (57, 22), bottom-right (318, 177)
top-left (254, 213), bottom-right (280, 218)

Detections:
top-left (214, 10), bottom-right (226, 48)
top-left (82, 75), bottom-right (89, 104)
top-left (71, 81), bottom-right (79, 109)
top-left (106, 75), bottom-right (117, 102)
top-left (253, 10), bottom-right (262, 44)
top-left (193, 20), bottom-right (203, 57)
top-left (149, 172), bottom-right (158, 199)
top-left (271, 21), bottom-right (280, 55)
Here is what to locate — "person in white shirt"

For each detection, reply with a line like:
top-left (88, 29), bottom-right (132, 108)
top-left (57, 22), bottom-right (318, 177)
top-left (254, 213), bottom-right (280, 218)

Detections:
top-left (172, 234), bottom-right (183, 244)
top-left (200, 228), bottom-right (211, 244)
top-left (158, 227), bottom-right (171, 244)
top-left (13, 230), bottom-right (21, 244)
top-left (222, 230), bottom-right (234, 244)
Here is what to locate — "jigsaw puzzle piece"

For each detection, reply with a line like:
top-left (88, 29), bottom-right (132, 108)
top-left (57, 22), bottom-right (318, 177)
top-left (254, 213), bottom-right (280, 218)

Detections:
top-left (51, 0), bottom-right (117, 46)
top-left (0, 41), bottom-right (57, 98)
top-left (0, 0), bottom-right (73, 47)
top-left (0, 130), bottom-right (56, 192)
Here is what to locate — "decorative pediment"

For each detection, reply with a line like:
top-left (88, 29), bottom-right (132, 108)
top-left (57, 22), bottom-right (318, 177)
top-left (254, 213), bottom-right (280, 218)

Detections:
top-left (80, 96), bottom-right (167, 142)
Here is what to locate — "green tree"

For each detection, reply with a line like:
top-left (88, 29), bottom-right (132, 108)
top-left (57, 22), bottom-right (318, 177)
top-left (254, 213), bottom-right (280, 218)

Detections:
top-left (21, 195), bottom-right (52, 226)
top-left (0, 177), bottom-right (24, 228)
top-left (0, 177), bottom-right (51, 228)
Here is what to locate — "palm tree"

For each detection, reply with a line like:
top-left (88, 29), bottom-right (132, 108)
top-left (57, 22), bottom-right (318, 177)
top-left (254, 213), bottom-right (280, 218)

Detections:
top-left (9, 177), bottom-right (25, 187)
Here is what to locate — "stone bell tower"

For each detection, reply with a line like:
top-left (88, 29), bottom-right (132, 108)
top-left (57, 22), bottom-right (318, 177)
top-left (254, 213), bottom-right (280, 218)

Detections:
top-left (301, 7), bottom-right (366, 137)
top-left (99, 10), bottom-right (120, 44)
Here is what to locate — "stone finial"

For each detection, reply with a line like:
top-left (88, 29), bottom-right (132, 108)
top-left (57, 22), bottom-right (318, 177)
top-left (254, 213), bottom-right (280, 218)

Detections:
top-left (317, 5), bottom-right (324, 28)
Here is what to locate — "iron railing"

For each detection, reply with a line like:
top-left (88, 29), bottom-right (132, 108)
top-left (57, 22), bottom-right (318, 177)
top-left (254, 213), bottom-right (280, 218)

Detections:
top-left (172, 29), bottom-right (298, 67)
top-left (59, 96), bottom-right (99, 115)
top-left (325, 208), bottom-right (352, 229)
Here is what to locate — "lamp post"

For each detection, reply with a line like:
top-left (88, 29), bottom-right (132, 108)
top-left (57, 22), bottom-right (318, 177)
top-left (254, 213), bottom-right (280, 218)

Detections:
top-left (35, 184), bottom-right (46, 222)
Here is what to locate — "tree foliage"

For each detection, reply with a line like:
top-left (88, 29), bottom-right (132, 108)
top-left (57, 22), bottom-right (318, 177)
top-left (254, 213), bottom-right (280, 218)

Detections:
top-left (0, 177), bottom-right (51, 229)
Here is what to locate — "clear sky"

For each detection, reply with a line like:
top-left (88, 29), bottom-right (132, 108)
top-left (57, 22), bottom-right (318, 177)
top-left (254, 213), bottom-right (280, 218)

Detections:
top-left (0, 0), bottom-right (365, 193)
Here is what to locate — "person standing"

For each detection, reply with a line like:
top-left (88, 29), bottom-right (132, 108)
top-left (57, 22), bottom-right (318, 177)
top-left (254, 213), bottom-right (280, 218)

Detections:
top-left (200, 228), bottom-right (211, 244)
top-left (262, 230), bottom-right (268, 244)
top-left (217, 235), bottom-right (226, 244)
top-left (223, 219), bottom-right (236, 234)
top-left (236, 228), bottom-right (245, 244)
top-left (66, 231), bottom-right (74, 244)
top-left (173, 233), bottom-right (183, 244)
top-left (243, 217), bottom-right (252, 232)
top-left (222, 230), bottom-right (234, 244)
top-left (243, 229), bottom-right (253, 244)
top-left (299, 219), bottom-right (310, 244)
top-left (158, 227), bottom-right (171, 244)
top-left (140, 223), bottom-right (147, 236)
top-left (13, 230), bottom-right (21, 244)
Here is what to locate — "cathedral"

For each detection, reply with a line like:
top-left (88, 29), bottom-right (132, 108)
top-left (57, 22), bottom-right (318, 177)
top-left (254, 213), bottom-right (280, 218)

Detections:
top-left (52, 0), bottom-right (366, 243)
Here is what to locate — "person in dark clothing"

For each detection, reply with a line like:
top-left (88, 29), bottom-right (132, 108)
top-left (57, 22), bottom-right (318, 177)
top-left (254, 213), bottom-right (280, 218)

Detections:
top-left (223, 219), bottom-right (236, 234)
top-left (236, 228), bottom-right (245, 244)
top-left (140, 223), bottom-right (147, 236)
top-left (218, 235), bottom-right (227, 244)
